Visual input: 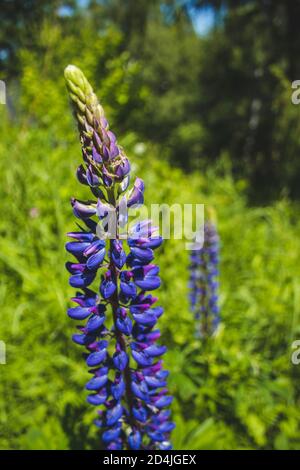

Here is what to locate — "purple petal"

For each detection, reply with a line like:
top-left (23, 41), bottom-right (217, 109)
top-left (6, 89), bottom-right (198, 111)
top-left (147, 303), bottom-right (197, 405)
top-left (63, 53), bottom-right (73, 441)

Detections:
top-left (87, 390), bottom-right (107, 405)
top-left (72, 333), bottom-right (96, 345)
top-left (130, 247), bottom-right (154, 263)
top-left (106, 403), bottom-right (123, 426)
top-left (127, 178), bottom-right (144, 207)
top-left (144, 344), bottom-right (167, 358)
top-left (128, 430), bottom-right (142, 450)
top-left (67, 306), bottom-right (92, 320)
top-left (133, 406), bottom-right (148, 423)
top-left (132, 313), bottom-right (157, 327)
top-left (86, 248), bottom-right (106, 270)
top-left (71, 199), bottom-right (97, 219)
top-left (131, 380), bottom-right (149, 400)
top-left (86, 374), bottom-right (108, 391)
top-left (86, 349), bottom-right (107, 367)
top-left (131, 349), bottom-right (153, 367)
top-left (114, 157), bottom-right (130, 179)
top-left (153, 395), bottom-right (173, 408)
top-left (69, 271), bottom-right (96, 288)
top-left (145, 376), bottom-right (167, 388)
top-left (65, 241), bottom-right (90, 256)
top-left (120, 281), bottom-right (137, 298)
top-left (111, 240), bottom-right (126, 269)
top-left (147, 431), bottom-right (164, 442)
top-left (157, 422), bottom-right (176, 433)
top-left (102, 426), bottom-right (122, 444)
top-left (116, 315), bottom-right (133, 336)
top-left (100, 279), bottom-right (116, 299)
top-left (92, 146), bottom-right (102, 163)
top-left (85, 313), bottom-right (105, 332)
top-left (83, 239), bottom-right (105, 256)
top-left (111, 376), bottom-right (125, 401)
top-left (113, 350), bottom-right (128, 371)
top-left (67, 232), bottom-right (94, 242)
top-left (76, 165), bottom-right (88, 185)
top-left (135, 276), bottom-right (161, 291)
top-left (86, 165), bottom-right (100, 187)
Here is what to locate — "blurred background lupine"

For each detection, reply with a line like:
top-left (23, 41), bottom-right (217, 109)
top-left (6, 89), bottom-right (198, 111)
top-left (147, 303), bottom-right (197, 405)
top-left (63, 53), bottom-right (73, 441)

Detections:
top-left (189, 221), bottom-right (220, 338)
top-left (64, 65), bottom-right (174, 450)
top-left (1, 0), bottom-right (300, 451)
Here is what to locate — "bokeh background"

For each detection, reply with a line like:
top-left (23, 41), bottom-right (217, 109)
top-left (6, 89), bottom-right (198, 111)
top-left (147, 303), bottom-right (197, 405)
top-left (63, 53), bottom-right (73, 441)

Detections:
top-left (1, 0), bottom-right (300, 450)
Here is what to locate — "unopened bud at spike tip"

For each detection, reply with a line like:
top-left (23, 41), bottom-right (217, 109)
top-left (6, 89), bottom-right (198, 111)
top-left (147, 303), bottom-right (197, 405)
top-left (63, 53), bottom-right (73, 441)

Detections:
top-left (64, 64), bottom-right (105, 126)
top-left (64, 65), bottom-right (93, 96)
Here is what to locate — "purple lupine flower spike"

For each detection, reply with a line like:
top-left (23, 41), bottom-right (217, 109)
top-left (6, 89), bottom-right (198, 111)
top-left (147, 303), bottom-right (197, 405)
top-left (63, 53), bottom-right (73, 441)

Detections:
top-left (64, 65), bottom-right (174, 450)
top-left (189, 221), bottom-right (220, 338)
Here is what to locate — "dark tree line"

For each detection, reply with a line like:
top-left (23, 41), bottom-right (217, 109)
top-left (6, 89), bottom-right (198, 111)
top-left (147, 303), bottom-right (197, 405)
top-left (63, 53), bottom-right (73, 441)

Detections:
top-left (2, 0), bottom-right (300, 201)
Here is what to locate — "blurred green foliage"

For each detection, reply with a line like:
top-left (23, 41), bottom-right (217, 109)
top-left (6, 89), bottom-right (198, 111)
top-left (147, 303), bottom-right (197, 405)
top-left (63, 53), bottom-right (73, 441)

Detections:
top-left (3, 1), bottom-right (300, 201)
top-left (0, 2), bottom-right (300, 450)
